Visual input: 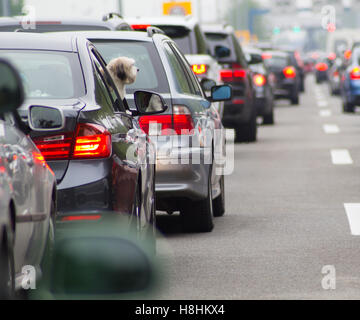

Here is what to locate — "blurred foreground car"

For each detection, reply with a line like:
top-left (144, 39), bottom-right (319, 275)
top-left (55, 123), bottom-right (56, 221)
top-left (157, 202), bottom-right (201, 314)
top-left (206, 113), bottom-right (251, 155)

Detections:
top-left (0, 33), bottom-right (166, 248)
top-left (340, 46), bottom-right (360, 113)
top-left (0, 58), bottom-right (57, 299)
top-left (75, 29), bottom-right (231, 232)
top-left (0, 16), bottom-right (132, 32)
top-left (203, 24), bottom-right (257, 142)
top-left (262, 51), bottom-right (300, 105)
top-left (244, 47), bottom-right (275, 125)
top-left (31, 212), bottom-right (162, 300)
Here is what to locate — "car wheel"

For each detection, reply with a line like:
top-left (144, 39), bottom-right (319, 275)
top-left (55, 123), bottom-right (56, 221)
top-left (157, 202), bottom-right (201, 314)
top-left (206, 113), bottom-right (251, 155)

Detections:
top-left (263, 108), bottom-right (275, 125)
top-left (343, 100), bottom-right (355, 113)
top-left (181, 168), bottom-right (214, 233)
top-left (290, 92), bottom-right (299, 105)
top-left (0, 225), bottom-right (15, 300)
top-left (235, 112), bottom-right (257, 143)
top-left (213, 175), bottom-right (225, 217)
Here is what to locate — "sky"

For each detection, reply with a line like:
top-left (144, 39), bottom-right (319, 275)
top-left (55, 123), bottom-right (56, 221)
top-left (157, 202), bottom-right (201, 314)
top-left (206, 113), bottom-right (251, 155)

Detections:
top-left (23, 0), bottom-right (228, 23)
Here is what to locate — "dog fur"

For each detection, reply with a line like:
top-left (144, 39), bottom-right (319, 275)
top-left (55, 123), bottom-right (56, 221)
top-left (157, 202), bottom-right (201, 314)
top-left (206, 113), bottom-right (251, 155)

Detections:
top-left (106, 57), bottom-right (138, 100)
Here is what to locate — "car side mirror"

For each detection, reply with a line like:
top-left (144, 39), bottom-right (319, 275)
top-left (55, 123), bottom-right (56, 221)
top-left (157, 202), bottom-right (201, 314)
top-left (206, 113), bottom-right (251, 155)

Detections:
top-left (28, 105), bottom-right (65, 131)
top-left (215, 45), bottom-right (231, 59)
top-left (209, 85), bottom-right (232, 102)
top-left (134, 90), bottom-right (168, 115)
top-left (0, 59), bottom-right (25, 115)
top-left (201, 78), bottom-right (217, 92)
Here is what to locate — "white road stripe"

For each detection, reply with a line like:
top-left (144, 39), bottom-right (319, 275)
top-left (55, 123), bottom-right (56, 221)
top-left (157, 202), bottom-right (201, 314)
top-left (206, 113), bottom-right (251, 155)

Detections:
top-left (344, 204), bottom-right (360, 235)
top-left (320, 110), bottom-right (332, 117)
top-left (226, 129), bottom-right (235, 142)
top-left (317, 101), bottom-right (328, 108)
top-left (323, 124), bottom-right (340, 134)
top-left (331, 149), bottom-right (353, 165)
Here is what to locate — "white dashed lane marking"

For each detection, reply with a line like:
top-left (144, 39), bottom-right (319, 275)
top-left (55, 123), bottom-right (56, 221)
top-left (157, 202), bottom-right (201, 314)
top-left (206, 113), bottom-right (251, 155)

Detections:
top-left (323, 124), bottom-right (340, 134)
top-left (331, 149), bottom-right (353, 165)
top-left (317, 101), bottom-right (328, 108)
top-left (344, 204), bottom-right (360, 236)
top-left (320, 110), bottom-right (332, 117)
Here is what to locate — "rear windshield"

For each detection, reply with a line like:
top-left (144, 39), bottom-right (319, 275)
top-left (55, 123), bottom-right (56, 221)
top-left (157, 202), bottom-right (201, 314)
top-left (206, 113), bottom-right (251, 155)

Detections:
top-left (92, 40), bottom-right (170, 94)
top-left (264, 55), bottom-right (289, 69)
top-left (156, 25), bottom-right (192, 54)
top-left (0, 24), bottom-right (111, 32)
top-left (0, 50), bottom-right (85, 99)
top-left (205, 32), bottom-right (237, 62)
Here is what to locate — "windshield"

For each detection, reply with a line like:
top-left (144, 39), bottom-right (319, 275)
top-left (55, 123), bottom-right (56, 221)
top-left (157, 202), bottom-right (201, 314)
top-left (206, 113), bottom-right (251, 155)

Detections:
top-left (264, 55), bottom-right (289, 69)
top-left (0, 50), bottom-right (85, 99)
top-left (91, 40), bottom-right (170, 94)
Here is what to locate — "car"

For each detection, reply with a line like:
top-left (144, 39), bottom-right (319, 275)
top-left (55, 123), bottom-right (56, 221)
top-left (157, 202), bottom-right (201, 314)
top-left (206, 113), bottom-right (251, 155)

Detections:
top-left (340, 46), bottom-right (360, 113)
top-left (315, 58), bottom-right (329, 84)
top-left (262, 50), bottom-right (301, 105)
top-left (70, 29), bottom-right (232, 232)
top-left (0, 32), bottom-right (165, 248)
top-left (244, 47), bottom-right (275, 125)
top-left (328, 57), bottom-right (343, 95)
top-left (126, 16), bottom-right (222, 88)
top-left (0, 58), bottom-right (57, 299)
top-left (202, 24), bottom-right (257, 143)
top-left (0, 16), bottom-right (132, 33)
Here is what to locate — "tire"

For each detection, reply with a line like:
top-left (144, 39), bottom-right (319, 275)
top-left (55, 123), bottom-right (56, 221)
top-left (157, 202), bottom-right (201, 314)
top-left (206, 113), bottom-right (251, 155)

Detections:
top-left (146, 177), bottom-right (157, 255)
top-left (213, 175), bottom-right (225, 217)
top-left (0, 226), bottom-right (15, 300)
top-left (181, 168), bottom-right (214, 233)
top-left (290, 93), bottom-right (299, 105)
top-left (263, 109), bottom-right (275, 125)
top-left (235, 111), bottom-right (257, 143)
top-left (343, 100), bottom-right (355, 113)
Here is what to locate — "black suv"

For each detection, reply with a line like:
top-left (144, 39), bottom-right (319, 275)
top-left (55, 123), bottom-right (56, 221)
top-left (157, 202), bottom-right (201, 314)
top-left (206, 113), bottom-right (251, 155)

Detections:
top-left (203, 24), bottom-right (257, 143)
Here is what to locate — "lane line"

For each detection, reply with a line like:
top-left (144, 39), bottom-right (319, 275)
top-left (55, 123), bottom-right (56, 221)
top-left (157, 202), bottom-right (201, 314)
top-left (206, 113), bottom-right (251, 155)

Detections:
top-left (330, 149), bottom-right (353, 165)
top-left (320, 110), bottom-right (332, 117)
top-left (323, 124), bottom-right (340, 134)
top-left (344, 204), bottom-right (360, 236)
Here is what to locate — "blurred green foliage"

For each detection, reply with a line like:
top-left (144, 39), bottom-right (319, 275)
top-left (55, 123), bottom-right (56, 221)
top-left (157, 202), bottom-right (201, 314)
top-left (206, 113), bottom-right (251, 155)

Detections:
top-left (0, 0), bottom-right (24, 16)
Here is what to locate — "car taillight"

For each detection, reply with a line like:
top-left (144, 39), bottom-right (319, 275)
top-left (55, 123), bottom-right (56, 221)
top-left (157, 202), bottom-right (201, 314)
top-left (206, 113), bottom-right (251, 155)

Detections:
top-left (73, 123), bottom-right (111, 159)
top-left (32, 123), bottom-right (111, 161)
top-left (262, 53), bottom-right (272, 60)
top-left (333, 71), bottom-right (339, 77)
top-left (192, 64), bottom-right (208, 75)
top-left (350, 67), bottom-right (360, 80)
top-left (344, 50), bottom-right (352, 60)
top-left (315, 62), bottom-right (328, 72)
top-left (32, 133), bottom-right (73, 161)
top-left (139, 106), bottom-right (194, 136)
top-left (283, 66), bottom-right (296, 78)
top-left (131, 24), bottom-right (151, 30)
top-left (253, 74), bottom-right (266, 86)
top-left (220, 69), bottom-right (246, 82)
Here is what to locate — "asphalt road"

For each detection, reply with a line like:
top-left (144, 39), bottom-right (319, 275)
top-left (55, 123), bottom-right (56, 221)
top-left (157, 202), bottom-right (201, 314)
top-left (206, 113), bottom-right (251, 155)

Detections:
top-left (155, 75), bottom-right (360, 300)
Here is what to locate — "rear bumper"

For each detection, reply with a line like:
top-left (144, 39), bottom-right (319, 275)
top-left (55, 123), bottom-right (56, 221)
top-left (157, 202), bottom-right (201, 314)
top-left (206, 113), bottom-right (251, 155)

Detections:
top-left (274, 80), bottom-right (296, 98)
top-left (222, 100), bottom-right (253, 128)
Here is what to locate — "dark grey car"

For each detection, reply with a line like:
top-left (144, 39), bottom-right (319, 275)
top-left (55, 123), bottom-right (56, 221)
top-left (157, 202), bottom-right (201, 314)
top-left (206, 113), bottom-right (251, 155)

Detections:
top-left (0, 58), bottom-right (57, 299)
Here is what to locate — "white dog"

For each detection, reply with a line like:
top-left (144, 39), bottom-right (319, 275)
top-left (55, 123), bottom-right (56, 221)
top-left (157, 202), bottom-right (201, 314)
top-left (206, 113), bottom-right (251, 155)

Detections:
top-left (106, 57), bottom-right (138, 100)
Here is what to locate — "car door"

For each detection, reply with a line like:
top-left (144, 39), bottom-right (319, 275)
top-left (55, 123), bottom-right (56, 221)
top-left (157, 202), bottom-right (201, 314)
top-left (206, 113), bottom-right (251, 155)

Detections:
top-left (0, 113), bottom-right (35, 276)
top-left (88, 47), bottom-right (143, 218)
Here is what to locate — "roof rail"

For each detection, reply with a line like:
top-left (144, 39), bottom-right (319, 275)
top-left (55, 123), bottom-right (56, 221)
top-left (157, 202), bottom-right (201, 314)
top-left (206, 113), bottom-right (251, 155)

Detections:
top-left (103, 12), bottom-right (123, 21)
top-left (147, 26), bottom-right (165, 37)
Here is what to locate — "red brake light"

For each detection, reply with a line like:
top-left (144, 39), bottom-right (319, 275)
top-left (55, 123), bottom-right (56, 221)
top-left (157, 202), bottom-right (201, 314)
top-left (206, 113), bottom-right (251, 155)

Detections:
top-left (220, 69), bottom-right (246, 82)
top-left (315, 62), bottom-right (328, 72)
top-left (333, 71), bottom-right (339, 77)
top-left (328, 52), bottom-right (336, 61)
top-left (253, 74), bottom-right (266, 86)
top-left (350, 67), bottom-right (360, 80)
top-left (344, 50), bottom-right (352, 60)
top-left (192, 64), bottom-right (208, 75)
top-left (283, 66), bottom-right (296, 78)
top-left (32, 123), bottom-right (111, 161)
top-left (131, 24), bottom-right (151, 30)
top-left (262, 53), bottom-right (272, 60)
top-left (139, 106), bottom-right (194, 136)
top-left (61, 215), bottom-right (102, 222)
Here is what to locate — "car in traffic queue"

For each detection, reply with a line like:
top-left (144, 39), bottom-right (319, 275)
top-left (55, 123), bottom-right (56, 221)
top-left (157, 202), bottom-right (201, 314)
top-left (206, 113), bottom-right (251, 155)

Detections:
top-left (328, 57), bottom-right (343, 95)
top-left (314, 58), bottom-right (329, 84)
top-left (202, 24), bottom-right (257, 143)
top-left (0, 16), bottom-right (132, 32)
top-left (0, 32), bottom-right (167, 248)
top-left (244, 47), bottom-right (275, 125)
top-left (262, 50), bottom-right (301, 105)
top-left (69, 29), bottom-right (232, 233)
top-left (0, 58), bottom-right (57, 299)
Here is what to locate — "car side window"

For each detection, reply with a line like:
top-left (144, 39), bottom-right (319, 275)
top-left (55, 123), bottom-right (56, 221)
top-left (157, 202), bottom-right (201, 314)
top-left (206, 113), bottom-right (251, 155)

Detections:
top-left (90, 49), bottom-right (126, 113)
top-left (163, 42), bottom-right (193, 95)
top-left (169, 43), bottom-right (204, 97)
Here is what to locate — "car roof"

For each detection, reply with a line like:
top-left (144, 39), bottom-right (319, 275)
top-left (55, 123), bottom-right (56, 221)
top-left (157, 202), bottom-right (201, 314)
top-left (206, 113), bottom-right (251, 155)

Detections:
top-left (244, 47), bottom-right (263, 55)
top-left (125, 15), bottom-right (198, 29)
top-left (201, 24), bottom-right (234, 34)
top-left (0, 32), bottom-right (78, 52)
top-left (0, 16), bottom-right (116, 29)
